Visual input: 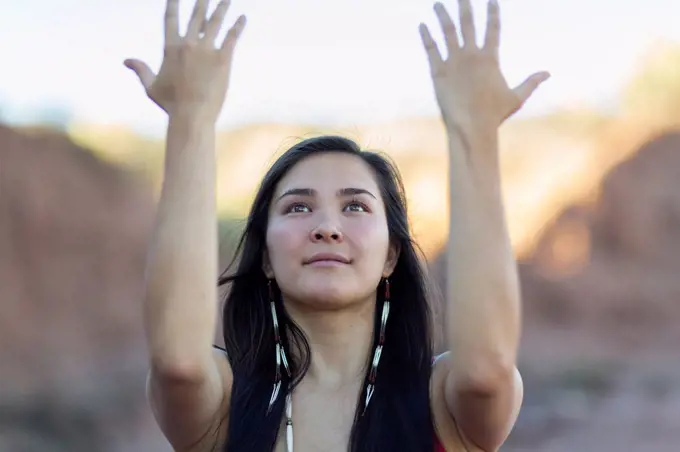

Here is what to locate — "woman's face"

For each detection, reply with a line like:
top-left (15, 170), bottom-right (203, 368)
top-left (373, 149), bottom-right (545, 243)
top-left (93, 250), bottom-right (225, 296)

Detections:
top-left (265, 152), bottom-right (398, 309)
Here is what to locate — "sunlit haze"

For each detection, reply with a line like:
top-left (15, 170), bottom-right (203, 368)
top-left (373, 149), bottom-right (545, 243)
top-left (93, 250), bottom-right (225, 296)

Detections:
top-left (2, 0), bottom-right (678, 136)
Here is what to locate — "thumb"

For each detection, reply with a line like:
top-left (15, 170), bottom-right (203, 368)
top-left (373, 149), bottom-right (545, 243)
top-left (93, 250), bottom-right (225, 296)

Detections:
top-left (123, 59), bottom-right (155, 91)
top-left (513, 71), bottom-right (550, 105)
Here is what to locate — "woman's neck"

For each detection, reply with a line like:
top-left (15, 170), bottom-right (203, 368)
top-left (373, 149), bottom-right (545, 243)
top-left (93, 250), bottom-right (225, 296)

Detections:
top-left (285, 299), bottom-right (376, 389)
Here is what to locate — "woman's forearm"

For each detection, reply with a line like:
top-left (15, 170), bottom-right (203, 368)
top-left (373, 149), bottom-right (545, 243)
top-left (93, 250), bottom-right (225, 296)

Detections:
top-left (143, 111), bottom-right (219, 378)
top-left (445, 122), bottom-right (521, 389)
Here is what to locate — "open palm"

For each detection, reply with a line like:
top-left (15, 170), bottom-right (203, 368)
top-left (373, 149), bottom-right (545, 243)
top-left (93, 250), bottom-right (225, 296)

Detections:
top-left (125, 0), bottom-right (246, 119)
top-left (419, 0), bottom-right (549, 130)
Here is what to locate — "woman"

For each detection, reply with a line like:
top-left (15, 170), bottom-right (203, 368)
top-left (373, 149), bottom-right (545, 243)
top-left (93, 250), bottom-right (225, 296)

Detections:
top-left (124, 0), bottom-right (549, 451)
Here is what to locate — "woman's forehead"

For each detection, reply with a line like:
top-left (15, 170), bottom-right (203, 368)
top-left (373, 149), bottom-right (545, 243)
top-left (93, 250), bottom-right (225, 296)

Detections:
top-left (275, 153), bottom-right (380, 194)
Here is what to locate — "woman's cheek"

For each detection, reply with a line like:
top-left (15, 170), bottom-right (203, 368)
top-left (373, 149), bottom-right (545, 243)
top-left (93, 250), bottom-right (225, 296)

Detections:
top-left (267, 219), bottom-right (306, 261)
top-left (345, 218), bottom-right (389, 251)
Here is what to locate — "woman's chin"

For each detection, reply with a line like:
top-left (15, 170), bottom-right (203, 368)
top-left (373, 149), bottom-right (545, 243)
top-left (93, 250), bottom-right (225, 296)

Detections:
top-left (290, 285), bottom-right (365, 311)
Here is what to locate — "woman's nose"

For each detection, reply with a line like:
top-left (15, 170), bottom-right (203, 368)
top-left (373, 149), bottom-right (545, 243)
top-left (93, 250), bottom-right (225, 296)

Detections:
top-left (310, 220), bottom-right (343, 243)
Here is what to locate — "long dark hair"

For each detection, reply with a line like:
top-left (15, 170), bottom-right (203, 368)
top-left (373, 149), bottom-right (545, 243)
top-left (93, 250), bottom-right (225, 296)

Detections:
top-left (219, 136), bottom-right (435, 451)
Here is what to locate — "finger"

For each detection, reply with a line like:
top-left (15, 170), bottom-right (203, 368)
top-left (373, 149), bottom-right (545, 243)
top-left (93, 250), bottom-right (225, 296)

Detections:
top-left (220, 15), bottom-right (247, 54)
top-left (164, 0), bottom-right (180, 43)
top-left (124, 59), bottom-right (156, 91)
top-left (204, 0), bottom-right (230, 44)
top-left (483, 0), bottom-right (500, 54)
top-left (433, 3), bottom-right (460, 56)
top-left (419, 23), bottom-right (444, 76)
top-left (513, 71), bottom-right (550, 104)
top-left (458, 0), bottom-right (477, 48)
top-left (186, 0), bottom-right (209, 40)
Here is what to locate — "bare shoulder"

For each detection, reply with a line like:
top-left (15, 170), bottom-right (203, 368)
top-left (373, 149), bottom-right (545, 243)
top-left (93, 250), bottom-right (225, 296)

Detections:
top-left (429, 352), bottom-right (523, 452)
top-left (147, 348), bottom-right (233, 451)
top-left (430, 352), bottom-right (472, 451)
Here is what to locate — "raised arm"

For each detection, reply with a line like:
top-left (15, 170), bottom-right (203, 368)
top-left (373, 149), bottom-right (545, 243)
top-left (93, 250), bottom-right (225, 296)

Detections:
top-left (420, 1), bottom-right (548, 450)
top-left (124, 0), bottom-right (246, 448)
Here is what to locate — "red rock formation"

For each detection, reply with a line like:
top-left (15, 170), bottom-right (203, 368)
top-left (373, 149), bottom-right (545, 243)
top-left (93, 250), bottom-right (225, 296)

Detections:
top-left (432, 131), bottom-right (680, 451)
top-left (0, 125), bottom-right (160, 451)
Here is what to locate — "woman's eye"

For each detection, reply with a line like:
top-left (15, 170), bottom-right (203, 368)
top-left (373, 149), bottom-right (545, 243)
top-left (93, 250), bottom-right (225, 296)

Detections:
top-left (345, 202), bottom-right (367, 213)
top-left (287, 203), bottom-right (310, 213)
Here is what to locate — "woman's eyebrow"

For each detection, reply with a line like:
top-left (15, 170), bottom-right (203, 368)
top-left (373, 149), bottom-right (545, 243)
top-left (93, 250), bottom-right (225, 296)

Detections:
top-left (275, 187), bottom-right (376, 203)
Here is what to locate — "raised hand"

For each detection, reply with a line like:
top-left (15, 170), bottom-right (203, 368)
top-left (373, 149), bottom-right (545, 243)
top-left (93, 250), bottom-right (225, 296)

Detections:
top-left (124, 0), bottom-right (246, 121)
top-left (419, 0), bottom-right (549, 130)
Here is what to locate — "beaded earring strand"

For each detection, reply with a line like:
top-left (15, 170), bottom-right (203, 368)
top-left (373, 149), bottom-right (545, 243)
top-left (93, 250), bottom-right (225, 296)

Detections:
top-left (267, 280), bottom-right (291, 412)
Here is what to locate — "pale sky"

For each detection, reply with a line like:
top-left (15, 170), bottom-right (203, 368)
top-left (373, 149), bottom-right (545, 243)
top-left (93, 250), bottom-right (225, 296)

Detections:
top-left (1, 0), bottom-right (678, 137)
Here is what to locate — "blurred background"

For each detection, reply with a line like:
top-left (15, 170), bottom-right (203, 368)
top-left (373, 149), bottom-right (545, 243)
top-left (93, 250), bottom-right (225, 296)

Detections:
top-left (2, 0), bottom-right (680, 450)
